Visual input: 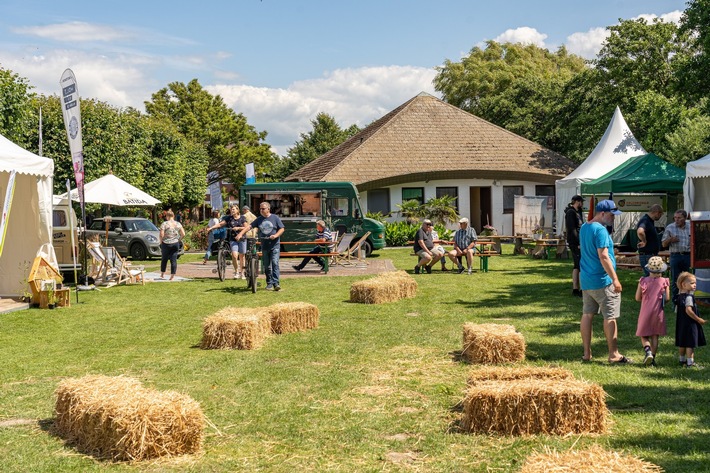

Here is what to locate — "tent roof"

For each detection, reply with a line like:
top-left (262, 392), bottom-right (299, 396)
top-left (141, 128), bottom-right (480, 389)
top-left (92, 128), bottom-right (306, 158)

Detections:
top-left (562, 106), bottom-right (646, 182)
top-left (686, 153), bottom-right (710, 179)
top-left (0, 133), bottom-right (54, 177)
top-left (581, 153), bottom-right (685, 194)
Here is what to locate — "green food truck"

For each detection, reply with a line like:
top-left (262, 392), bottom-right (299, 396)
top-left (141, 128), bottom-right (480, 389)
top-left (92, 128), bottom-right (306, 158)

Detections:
top-left (239, 181), bottom-right (385, 256)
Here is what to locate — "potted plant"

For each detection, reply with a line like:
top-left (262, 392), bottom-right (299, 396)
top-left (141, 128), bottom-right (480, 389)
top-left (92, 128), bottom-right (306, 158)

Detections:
top-left (481, 225), bottom-right (497, 237)
top-left (532, 224), bottom-right (544, 240)
top-left (46, 287), bottom-right (57, 309)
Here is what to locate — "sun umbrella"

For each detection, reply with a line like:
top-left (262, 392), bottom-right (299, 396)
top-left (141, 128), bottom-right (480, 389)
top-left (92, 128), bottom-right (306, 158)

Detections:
top-left (61, 174), bottom-right (161, 206)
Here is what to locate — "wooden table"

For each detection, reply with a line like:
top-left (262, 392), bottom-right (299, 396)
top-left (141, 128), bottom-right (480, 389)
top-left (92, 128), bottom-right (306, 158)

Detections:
top-left (258, 241), bottom-right (338, 273)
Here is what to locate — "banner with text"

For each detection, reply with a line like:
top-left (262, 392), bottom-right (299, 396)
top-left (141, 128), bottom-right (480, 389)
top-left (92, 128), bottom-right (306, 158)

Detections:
top-left (0, 170), bottom-right (17, 258)
top-left (60, 69), bottom-right (85, 206)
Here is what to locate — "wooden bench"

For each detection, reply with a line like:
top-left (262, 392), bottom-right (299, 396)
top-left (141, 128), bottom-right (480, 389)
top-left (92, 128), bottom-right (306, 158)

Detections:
top-left (258, 251), bottom-right (340, 273)
top-left (410, 249), bottom-right (500, 272)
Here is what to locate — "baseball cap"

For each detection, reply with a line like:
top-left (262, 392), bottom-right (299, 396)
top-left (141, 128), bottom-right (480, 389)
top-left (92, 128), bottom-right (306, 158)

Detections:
top-left (571, 195), bottom-right (584, 203)
top-left (595, 199), bottom-right (622, 215)
top-left (459, 217), bottom-right (469, 223)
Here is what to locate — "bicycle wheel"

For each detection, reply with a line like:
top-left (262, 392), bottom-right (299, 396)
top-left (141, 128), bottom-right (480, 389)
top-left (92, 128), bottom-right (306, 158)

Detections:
top-left (217, 245), bottom-right (227, 281)
top-left (249, 257), bottom-right (258, 293)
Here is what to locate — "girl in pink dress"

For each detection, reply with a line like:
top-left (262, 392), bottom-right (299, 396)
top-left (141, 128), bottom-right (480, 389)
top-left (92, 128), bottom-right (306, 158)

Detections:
top-left (635, 256), bottom-right (670, 366)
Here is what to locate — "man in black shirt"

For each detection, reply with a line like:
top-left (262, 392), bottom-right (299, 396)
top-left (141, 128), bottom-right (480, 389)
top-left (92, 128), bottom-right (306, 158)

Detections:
top-left (565, 195), bottom-right (585, 297)
top-left (636, 204), bottom-right (664, 277)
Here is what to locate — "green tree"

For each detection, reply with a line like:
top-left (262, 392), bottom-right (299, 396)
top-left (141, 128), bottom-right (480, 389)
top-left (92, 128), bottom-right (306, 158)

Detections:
top-left (0, 66), bottom-right (34, 143)
top-left (274, 112), bottom-right (360, 180)
top-left (677, 0), bottom-right (710, 102)
top-left (423, 195), bottom-right (459, 226)
top-left (145, 79), bottom-right (274, 187)
top-left (396, 199), bottom-right (424, 225)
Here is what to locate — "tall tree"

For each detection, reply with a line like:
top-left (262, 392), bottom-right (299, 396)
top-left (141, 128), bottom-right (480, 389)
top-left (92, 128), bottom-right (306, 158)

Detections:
top-left (145, 79), bottom-right (274, 186)
top-left (0, 66), bottom-right (34, 143)
top-left (677, 0), bottom-right (710, 102)
top-left (274, 112), bottom-right (360, 180)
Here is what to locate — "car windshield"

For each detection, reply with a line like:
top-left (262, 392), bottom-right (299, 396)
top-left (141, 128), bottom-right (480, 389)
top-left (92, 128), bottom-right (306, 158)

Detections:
top-left (128, 219), bottom-right (159, 232)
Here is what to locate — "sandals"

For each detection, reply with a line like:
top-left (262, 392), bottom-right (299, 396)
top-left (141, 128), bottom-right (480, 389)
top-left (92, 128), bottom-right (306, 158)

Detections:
top-left (609, 355), bottom-right (633, 365)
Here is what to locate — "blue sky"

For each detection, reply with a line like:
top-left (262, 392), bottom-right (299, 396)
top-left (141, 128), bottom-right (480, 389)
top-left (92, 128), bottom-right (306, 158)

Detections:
top-left (0, 0), bottom-right (687, 154)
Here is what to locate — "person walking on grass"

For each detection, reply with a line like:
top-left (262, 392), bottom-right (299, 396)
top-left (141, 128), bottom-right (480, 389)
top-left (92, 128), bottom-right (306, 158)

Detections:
top-left (635, 256), bottom-right (670, 367)
top-left (580, 199), bottom-right (631, 364)
top-left (159, 209), bottom-right (186, 281)
top-left (675, 272), bottom-right (706, 369)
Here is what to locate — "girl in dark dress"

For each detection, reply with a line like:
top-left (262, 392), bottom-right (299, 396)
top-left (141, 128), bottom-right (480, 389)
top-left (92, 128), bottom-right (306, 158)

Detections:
top-left (675, 272), bottom-right (706, 368)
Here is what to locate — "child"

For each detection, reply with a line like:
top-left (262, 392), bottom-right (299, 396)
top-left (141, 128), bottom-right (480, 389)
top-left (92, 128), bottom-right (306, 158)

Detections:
top-left (675, 272), bottom-right (707, 368)
top-left (635, 256), bottom-right (670, 366)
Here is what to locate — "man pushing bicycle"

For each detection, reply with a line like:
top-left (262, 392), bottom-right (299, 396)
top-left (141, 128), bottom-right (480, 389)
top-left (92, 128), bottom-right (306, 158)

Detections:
top-left (236, 202), bottom-right (285, 291)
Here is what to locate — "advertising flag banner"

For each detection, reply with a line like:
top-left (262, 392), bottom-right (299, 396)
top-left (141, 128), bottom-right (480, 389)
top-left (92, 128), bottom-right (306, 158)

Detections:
top-left (246, 162), bottom-right (256, 184)
top-left (0, 170), bottom-right (17, 258)
top-left (60, 69), bottom-right (85, 205)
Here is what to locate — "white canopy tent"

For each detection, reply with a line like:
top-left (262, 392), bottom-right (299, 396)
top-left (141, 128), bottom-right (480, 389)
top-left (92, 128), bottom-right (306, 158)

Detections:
top-left (684, 153), bottom-right (710, 213)
top-left (62, 173), bottom-right (160, 206)
top-left (555, 106), bottom-right (646, 234)
top-left (0, 133), bottom-right (55, 296)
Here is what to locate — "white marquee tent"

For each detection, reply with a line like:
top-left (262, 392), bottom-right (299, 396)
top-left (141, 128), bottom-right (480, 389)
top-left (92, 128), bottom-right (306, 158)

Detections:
top-left (0, 133), bottom-right (55, 296)
top-left (555, 106), bottom-right (646, 233)
top-left (684, 153), bottom-right (710, 213)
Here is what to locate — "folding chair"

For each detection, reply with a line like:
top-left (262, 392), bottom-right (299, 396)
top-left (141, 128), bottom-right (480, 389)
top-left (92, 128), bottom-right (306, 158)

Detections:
top-left (115, 255), bottom-right (145, 285)
top-left (346, 231), bottom-right (371, 264)
top-left (331, 232), bottom-right (357, 266)
top-left (86, 241), bottom-right (106, 280)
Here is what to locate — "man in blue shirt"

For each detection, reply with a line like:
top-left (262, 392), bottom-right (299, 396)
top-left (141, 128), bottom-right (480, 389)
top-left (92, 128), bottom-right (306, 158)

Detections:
top-left (448, 217), bottom-right (478, 274)
top-left (237, 202), bottom-right (285, 291)
top-left (292, 220), bottom-right (333, 272)
top-left (580, 199), bottom-right (631, 364)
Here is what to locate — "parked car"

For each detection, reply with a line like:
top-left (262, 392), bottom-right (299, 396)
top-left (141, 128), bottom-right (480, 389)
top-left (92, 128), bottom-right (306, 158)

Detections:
top-left (84, 217), bottom-right (183, 260)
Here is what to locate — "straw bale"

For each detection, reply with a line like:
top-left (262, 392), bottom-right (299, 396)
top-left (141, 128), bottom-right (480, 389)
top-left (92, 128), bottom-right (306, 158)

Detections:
top-left (54, 375), bottom-right (205, 461)
top-left (462, 323), bottom-right (526, 364)
top-left (349, 271), bottom-right (418, 304)
top-left (266, 302), bottom-right (320, 334)
top-left (200, 307), bottom-right (271, 350)
top-left (520, 444), bottom-right (663, 472)
top-left (462, 378), bottom-right (608, 435)
top-left (467, 366), bottom-right (574, 385)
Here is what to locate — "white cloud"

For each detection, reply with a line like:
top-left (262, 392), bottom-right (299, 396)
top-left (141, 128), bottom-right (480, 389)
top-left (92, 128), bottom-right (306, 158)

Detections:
top-left (493, 27), bottom-right (548, 47)
top-left (634, 10), bottom-right (683, 25)
top-left (566, 27), bottom-right (609, 59)
top-left (208, 65), bottom-right (438, 155)
top-left (13, 21), bottom-right (137, 43)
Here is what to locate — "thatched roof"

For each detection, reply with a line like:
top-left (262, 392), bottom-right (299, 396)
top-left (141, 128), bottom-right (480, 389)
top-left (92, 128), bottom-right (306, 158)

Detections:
top-left (286, 93), bottom-right (576, 191)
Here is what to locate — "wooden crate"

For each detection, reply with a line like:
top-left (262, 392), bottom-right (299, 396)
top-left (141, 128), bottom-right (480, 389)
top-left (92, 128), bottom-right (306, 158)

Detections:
top-left (39, 288), bottom-right (71, 309)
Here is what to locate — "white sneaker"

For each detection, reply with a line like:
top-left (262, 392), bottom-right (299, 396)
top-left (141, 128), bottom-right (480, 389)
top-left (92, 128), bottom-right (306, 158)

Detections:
top-left (234, 273), bottom-right (241, 279)
top-left (467, 268), bottom-right (473, 275)
top-left (241, 273), bottom-right (246, 280)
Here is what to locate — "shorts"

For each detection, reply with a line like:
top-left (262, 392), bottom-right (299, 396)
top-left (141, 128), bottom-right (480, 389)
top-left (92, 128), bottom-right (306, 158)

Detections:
top-left (416, 249), bottom-right (437, 261)
top-left (432, 245), bottom-right (445, 256)
top-left (570, 246), bottom-right (581, 270)
top-left (582, 284), bottom-right (621, 320)
top-left (230, 239), bottom-right (247, 254)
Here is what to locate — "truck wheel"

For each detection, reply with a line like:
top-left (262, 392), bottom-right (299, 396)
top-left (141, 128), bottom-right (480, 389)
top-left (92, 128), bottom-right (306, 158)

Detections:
top-left (130, 243), bottom-right (148, 261)
top-left (357, 240), bottom-right (373, 258)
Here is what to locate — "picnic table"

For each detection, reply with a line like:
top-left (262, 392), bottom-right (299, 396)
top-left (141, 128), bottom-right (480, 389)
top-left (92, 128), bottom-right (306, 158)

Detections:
top-left (258, 241), bottom-right (339, 273)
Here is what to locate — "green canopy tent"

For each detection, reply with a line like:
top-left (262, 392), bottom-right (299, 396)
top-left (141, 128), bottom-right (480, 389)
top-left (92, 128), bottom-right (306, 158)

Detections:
top-left (580, 153), bottom-right (685, 194)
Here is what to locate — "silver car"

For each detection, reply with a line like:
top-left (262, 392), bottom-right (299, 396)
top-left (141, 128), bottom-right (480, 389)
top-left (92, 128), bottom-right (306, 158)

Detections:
top-left (85, 217), bottom-right (183, 260)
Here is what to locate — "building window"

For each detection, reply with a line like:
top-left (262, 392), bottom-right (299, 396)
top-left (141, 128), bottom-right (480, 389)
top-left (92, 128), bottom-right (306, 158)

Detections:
top-left (402, 187), bottom-right (424, 205)
top-left (503, 185), bottom-right (523, 214)
top-left (436, 186), bottom-right (459, 211)
top-left (367, 188), bottom-right (390, 215)
top-left (535, 185), bottom-right (554, 196)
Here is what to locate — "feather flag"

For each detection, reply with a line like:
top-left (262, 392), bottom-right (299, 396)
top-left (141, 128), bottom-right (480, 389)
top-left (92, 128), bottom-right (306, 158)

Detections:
top-left (587, 195), bottom-right (595, 222)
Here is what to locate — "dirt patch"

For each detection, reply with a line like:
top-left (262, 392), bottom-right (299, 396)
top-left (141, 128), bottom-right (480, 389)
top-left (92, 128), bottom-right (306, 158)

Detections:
top-left (0, 418), bottom-right (36, 428)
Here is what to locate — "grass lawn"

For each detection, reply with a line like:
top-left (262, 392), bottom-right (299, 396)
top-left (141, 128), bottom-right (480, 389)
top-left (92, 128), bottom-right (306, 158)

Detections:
top-left (0, 247), bottom-right (708, 472)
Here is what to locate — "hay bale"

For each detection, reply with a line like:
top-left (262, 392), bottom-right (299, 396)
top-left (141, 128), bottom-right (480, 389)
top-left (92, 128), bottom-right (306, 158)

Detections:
top-left (461, 378), bottom-right (608, 435)
top-left (54, 375), bottom-right (204, 461)
top-left (349, 271), bottom-right (418, 304)
top-left (266, 302), bottom-right (319, 334)
top-left (462, 323), bottom-right (526, 364)
top-left (467, 366), bottom-right (574, 385)
top-left (520, 444), bottom-right (663, 472)
top-left (201, 307), bottom-right (271, 350)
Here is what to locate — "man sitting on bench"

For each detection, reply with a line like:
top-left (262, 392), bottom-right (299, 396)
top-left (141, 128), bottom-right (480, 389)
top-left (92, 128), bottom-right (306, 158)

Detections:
top-left (448, 217), bottom-right (478, 274)
top-left (292, 220), bottom-right (333, 272)
top-left (414, 219), bottom-right (444, 274)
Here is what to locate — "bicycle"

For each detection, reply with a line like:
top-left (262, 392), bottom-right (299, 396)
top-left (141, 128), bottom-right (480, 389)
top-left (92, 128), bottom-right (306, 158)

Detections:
top-left (243, 237), bottom-right (259, 293)
top-left (213, 235), bottom-right (232, 282)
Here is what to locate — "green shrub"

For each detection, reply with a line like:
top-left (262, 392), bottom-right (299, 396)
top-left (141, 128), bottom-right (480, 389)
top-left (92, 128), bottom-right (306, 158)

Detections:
top-left (385, 221), bottom-right (418, 246)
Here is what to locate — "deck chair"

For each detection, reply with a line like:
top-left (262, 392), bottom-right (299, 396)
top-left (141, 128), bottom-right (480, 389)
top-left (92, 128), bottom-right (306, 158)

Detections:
top-left (346, 231), bottom-right (371, 264)
top-left (86, 241), bottom-right (106, 280)
top-left (331, 232), bottom-right (357, 266)
top-left (115, 255), bottom-right (145, 285)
